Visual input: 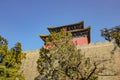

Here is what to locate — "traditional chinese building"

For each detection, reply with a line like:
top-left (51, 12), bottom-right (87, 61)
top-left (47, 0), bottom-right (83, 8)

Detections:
top-left (39, 21), bottom-right (91, 48)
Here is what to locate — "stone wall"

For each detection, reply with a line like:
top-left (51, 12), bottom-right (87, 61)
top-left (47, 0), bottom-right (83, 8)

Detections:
top-left (21, 41), bottom-right (120, 80)
top-left (77, 41), bottom-right (120, 80)
top-left (20, 50), bottom-right (39, 80)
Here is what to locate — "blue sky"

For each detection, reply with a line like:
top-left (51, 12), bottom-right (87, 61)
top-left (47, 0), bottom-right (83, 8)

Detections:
top-left (0, 0), bottom-right (120, 50)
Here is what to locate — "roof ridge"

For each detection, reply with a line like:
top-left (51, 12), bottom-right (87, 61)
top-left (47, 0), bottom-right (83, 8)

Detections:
top-left (47, 20), bottom-right (84, 29)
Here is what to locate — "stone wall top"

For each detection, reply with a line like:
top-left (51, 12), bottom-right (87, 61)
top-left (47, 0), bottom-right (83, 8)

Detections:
top-left (77, 41), bottom-right (114, 49)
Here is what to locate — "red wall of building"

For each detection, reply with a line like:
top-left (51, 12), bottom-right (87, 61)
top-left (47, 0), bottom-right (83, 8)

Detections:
top-left (72, 37), bottom-right (88, 45)
top-left (43, 37), bottom-right (88, 49)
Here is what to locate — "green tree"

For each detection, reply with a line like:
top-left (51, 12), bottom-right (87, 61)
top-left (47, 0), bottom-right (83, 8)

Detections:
top-left (101, 26), bottom-right (120, 47)
top-left (0, 35), bottom-right (25, 80)
top-left (36, 30), bottom-right (98, 80)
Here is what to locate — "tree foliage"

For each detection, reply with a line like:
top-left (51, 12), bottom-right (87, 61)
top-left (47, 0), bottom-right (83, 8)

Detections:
top-left (101, 26), bottom-right (120, 47)
top-left (36, 30), bottom-right (98, 80)
top-left (0, 35), bottom-right (25, 80)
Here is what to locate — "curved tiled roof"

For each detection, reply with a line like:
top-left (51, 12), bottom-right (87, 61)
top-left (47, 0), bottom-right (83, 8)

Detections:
top-left (39, 20), bottom-right (91, 43)
top-left (39, 26), bottom-right (90, 38)
top-left (47, 20), bottom-right (84, 29)
top-left (68, 26), bottom-right (91, 33)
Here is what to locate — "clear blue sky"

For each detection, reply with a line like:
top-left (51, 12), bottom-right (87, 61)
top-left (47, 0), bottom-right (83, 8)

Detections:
top-left (0, 0), bottom-right (120, 50)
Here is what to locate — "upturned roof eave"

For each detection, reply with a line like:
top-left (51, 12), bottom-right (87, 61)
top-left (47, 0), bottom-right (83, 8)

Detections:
top-left (39, 34), bottom-right (49, 37)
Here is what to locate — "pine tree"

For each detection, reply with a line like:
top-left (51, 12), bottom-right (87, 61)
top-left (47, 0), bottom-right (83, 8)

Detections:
top-left (0, 35), bottom-right (25, 80)
top-left (36, 30), bottom-right (98, 80)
